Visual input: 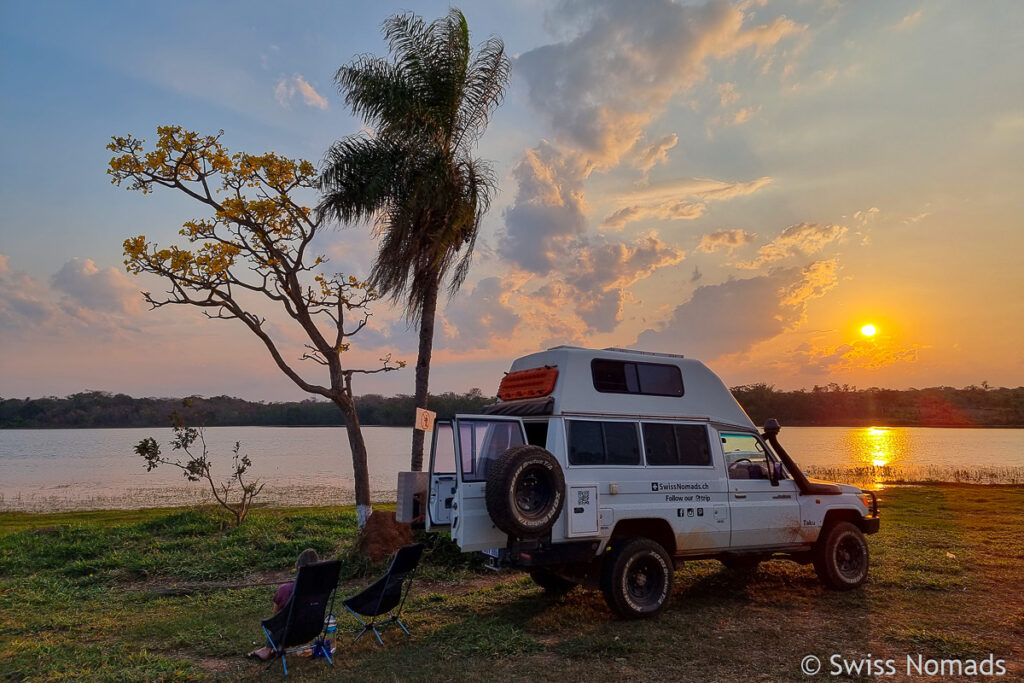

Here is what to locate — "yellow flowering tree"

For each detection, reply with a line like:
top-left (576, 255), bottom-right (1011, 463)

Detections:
top-left (109, 126), bottom-right (404, 526)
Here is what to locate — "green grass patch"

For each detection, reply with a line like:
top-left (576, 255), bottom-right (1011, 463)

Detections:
top-left (2, 486), bottom-right (1023, 681)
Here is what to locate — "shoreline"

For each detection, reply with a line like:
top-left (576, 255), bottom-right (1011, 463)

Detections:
top-left (3, 480), bottom-right (1022, 516)
top-left (3, 422), bottom-right (1023, 430)
top-left (0, 484), bottom-right (399, 515)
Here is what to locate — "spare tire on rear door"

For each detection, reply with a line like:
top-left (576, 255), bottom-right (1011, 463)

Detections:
top-left (486, 445), bottom-right (565, 538)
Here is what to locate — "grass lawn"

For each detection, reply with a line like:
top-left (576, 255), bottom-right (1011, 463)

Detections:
top-left (1, 485), bottom-right (1022, 681)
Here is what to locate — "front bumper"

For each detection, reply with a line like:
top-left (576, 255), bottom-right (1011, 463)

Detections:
top-left (860, 489), bottom-right (880, 534)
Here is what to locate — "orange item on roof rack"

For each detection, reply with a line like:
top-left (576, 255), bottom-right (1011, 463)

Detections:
top-left (497, 366), bottom-right (558, 401)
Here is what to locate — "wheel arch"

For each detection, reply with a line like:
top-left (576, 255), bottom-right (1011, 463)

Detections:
top-left (822, 507), bottom-right (870, 535)
top-left (608, 518), bottom-right (677, 556)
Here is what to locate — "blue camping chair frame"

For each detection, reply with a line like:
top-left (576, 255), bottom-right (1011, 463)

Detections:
top-left (261, 627), bottom-right (335, 677)
top-left (259, 559), bottom-right (341, 676)
top-left (343, 543), bottom-right (424, 646)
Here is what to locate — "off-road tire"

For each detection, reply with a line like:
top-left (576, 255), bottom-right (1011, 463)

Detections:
top-left (529, 568), bottom-right (577, 594)
top-left (813, 521), bottom-right (869, 590)
top-left (485, 445), bottom-right (565, 538)
top-left (600, 537), bottom-right (674, 619)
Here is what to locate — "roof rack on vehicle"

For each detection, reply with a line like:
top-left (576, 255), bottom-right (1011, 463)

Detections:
top-left (601, 347), bottom-right (686, 359)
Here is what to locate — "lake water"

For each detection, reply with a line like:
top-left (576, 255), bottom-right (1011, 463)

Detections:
top-left (1, 426), bottom-right (1021, 512)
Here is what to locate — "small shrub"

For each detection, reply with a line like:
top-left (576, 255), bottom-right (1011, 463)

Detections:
top-left (133, 418), bottom-right (264, 526)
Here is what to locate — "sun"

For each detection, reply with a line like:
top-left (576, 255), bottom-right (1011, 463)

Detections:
top-left (860, 324), bottom-right (877, 337)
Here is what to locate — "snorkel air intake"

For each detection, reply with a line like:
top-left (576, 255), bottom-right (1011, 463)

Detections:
top-left (762, 419), bottom-right (841, 495)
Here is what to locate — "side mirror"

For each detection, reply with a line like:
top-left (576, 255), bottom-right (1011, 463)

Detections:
top-left (769, 461), bottom-right (783, 486)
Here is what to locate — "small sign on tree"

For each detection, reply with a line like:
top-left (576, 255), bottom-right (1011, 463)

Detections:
top-left (414, 407), bottom-right (436, 432)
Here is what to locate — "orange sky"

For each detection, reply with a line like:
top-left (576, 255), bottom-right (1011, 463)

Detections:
top-left (1, 1), bottom-right (1023, 400)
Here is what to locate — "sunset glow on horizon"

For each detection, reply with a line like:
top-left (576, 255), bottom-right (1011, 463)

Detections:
top-left (2, 1), bottom-right (1023, 401)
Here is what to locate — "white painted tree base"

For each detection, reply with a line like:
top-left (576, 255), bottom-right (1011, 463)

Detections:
top-left (356, 504), bottom-right (372, 528)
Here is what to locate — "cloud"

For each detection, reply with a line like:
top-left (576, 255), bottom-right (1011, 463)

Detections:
top-left (490, 0), bottom-right (806, 355)
top-left (615, 176), bottom-right (773, 204)
top-left (718, 82), bottom-right (740, 106)
top-left (791, 337), bottom-right (925, 374)
top-left (600, 176), bottom-right (772, 230)
top-left (516, 0), bottom-right (805, 168)
top-left (531, 235), bottom-right (687, 335)
top-left (0, 257), bottom-right (55, 326)
top-left (852, 207), bottom-right (880, 226)
top-left (631, 134), bottom-right (679, 173)
top-left (274, 74), bottom-right (328, 110)
top-left (889, 8), bottom-right (924, 32)
top-left (779, 259), bottom-right (837, 308)
top-left (566, 235), bottom-right (686, 331)
top-left (636, 260), bottom-right (838, 359)
top-left (442, 277), bottom-right (522, 351)
top-left (697, 229), bottom-right (756, 254)
top-left (601, 202), bottom-right (705, 231)
top-left (708, 82), bottom-right (759, 129)
top-left (736, 222), bottom-right (846, 268)
top-left (455, 233), bottom-right (685, 347)
top-left (1, 256), bottom-right (147, 344)
top-left (569, 235), bottom-right (685, 293)
top-left (51, 258), bottom-right (141, 315)
top-left (499, 142), bottom-right (590, 274)
top-left (730, 106), bottom-right (757, 125)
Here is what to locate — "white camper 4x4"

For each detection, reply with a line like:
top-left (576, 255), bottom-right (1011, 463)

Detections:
top-left (398, 347), bottom-right (880, 618)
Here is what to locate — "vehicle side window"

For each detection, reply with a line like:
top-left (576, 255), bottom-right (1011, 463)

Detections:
top-left (721, 432), bottom-right (770, 480)
top-left (459, 420), bottom-right (525, 482)
top-left (642, 423), bottom-right (711, 466)
top-left (432, 422), bottom-right (456, 474)
top-left (567, 420), bottom-right (641, 466)
top-left (523, 421), bottom-right (549, 447)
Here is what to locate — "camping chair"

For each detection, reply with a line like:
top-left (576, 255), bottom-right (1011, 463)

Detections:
top-left (260, 559), bottom-right (341, 676)
top-left (343, 543), bottom-right (424, 645)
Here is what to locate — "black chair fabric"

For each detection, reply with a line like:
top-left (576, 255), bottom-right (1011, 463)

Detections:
top-left (262, 559), bottom-right (342, 649)
top-left (343, 543), bottom-right (424, 617)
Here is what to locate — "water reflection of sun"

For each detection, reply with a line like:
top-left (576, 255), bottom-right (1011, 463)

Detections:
top-left (867, 427), bottom-right (891, 467)
top-left (850, 426), bottom-right (907, 488)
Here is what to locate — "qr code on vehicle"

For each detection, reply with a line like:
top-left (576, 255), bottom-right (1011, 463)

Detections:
top-left (576, 489), bottom-right (590, 506)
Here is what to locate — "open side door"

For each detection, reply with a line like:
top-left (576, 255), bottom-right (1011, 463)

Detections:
top-left (451, 415), bottom-right (527, 552)
top-left (426, 420), bottom-right (456, 531)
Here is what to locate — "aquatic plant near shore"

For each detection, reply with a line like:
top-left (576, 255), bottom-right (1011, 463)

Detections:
top-left (805, 463), bottom-right (1024, 489)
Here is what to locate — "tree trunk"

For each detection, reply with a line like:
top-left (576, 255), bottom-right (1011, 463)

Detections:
top-left (336, 397), bottom-right (373, 527)
top-left (410, 282), bottom-right (439, 472)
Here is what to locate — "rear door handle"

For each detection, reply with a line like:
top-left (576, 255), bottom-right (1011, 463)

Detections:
top-left (734, 493), bottom-right (747, 499)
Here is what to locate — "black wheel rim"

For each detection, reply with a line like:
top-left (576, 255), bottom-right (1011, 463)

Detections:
top-left (835, 535), bottom-right (866, 580)
top-left (514, 466), bottom-right (553, 519)
top-left (626, 554), bottom-right (664, 607)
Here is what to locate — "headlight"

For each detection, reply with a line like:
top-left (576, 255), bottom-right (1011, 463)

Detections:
top-left (859, 491), bottom-right (877, 516)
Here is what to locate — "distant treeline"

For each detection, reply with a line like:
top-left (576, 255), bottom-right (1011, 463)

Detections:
top-left (2, 382), bottom-right (1023, 429)
top-left (0, 390), bottom-right (495, 429)
top-left (731, 382), bottom-right (1024, 427)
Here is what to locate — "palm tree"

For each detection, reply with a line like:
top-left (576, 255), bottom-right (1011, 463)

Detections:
top-left (319, 9), bottom-right (510, 471)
